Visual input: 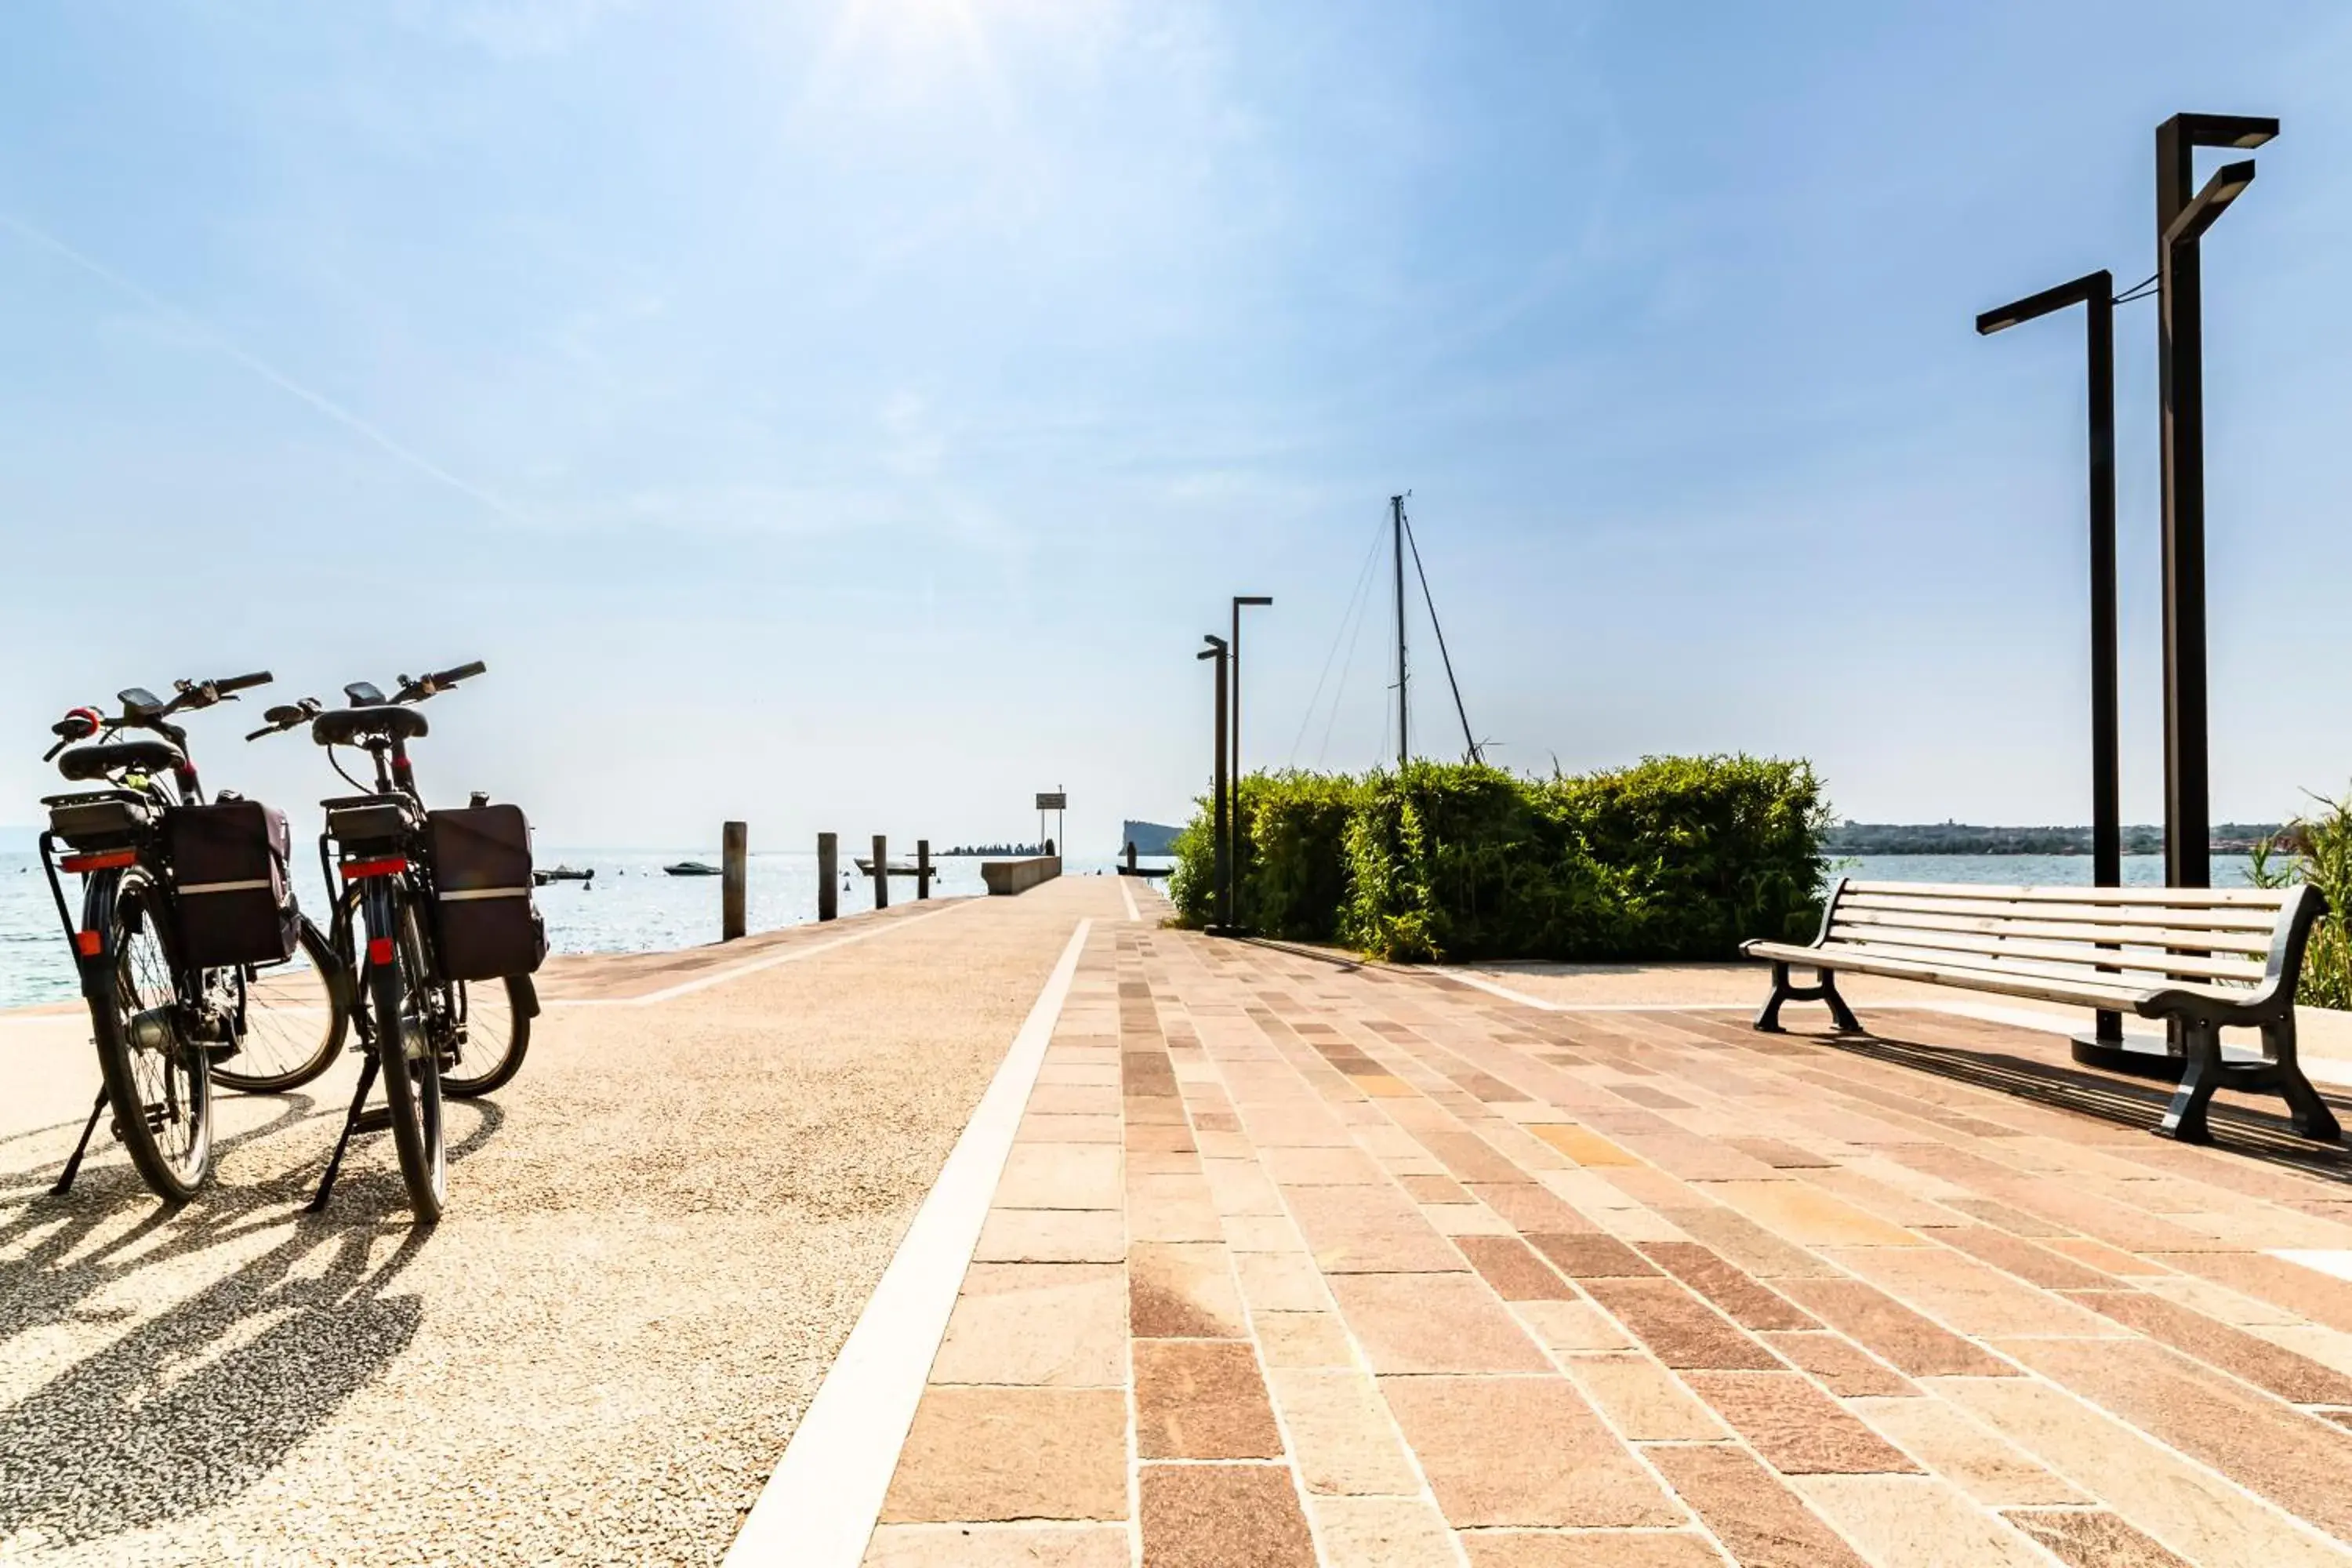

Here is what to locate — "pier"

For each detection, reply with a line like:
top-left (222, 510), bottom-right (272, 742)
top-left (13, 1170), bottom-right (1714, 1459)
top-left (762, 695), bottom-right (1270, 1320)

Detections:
top-left (11, 878), bottom-right (2352, 1563)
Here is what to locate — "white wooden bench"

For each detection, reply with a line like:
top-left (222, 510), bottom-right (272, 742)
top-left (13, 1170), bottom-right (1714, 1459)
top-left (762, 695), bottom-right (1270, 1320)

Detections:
top-left (1741, 878), bottom-right (2337, 1145)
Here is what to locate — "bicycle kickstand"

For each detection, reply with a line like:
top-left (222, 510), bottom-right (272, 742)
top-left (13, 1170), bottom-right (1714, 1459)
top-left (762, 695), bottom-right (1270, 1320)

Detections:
top-left (308, 1055), bottom-right (381, 1214)
top-left (50, 1089), bottom-right (109, 1197)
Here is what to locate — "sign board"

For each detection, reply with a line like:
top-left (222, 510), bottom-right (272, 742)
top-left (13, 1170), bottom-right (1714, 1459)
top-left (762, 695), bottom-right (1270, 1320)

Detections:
top-left (1035, 792), bottom-right (1067, 811)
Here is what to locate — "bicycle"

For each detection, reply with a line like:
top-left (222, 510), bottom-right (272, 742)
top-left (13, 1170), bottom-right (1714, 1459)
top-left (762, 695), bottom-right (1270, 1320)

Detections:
top-left (35, 672), bottom-right (345, 1203)
top-left (275, 662), bottom-right (544, 1220)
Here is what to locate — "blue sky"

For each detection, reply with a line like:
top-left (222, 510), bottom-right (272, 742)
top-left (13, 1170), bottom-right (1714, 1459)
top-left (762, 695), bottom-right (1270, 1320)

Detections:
top-left (4, 1), bottom-right (2350, 850)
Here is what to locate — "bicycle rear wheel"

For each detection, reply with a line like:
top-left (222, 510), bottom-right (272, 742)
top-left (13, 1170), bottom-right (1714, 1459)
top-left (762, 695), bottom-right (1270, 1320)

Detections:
top-left (89, 867), bottom-right (212, 1201)
top-left (440, 976), bottom-right (531, 1098)
top-left (213, 919), bottom-right (348, 1093)
top-left (365, 887), bottom-right (446, 1221)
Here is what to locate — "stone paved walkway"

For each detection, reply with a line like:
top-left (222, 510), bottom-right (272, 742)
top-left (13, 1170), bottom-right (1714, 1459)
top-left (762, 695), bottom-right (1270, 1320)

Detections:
top-left (863, 920), bottom-right (2352, 1566)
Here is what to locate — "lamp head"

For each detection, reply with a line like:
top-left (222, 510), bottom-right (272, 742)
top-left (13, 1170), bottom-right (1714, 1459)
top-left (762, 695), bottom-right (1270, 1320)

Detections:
top-left (1235, 595), bottom-right (1272, 608)
top-left (2172, 113), bottom-right (2278, 151)
top-left (1976, 270), bottom-right (2111, 336)
top-left (2165, 160), bottom-right (2257, 249)
top-left (1198, 633), bottom-right (1228, 660)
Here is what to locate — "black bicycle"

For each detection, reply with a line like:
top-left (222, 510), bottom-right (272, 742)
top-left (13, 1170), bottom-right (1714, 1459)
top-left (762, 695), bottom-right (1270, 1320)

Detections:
top-left (36, 673), bottom-right (344, 1202)
top-left (270, 662), bottom-right (543, 1220)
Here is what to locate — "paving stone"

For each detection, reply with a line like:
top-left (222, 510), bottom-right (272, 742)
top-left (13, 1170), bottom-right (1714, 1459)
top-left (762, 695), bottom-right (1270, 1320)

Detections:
top-left (1329, 1272), bottom-right (1549, 1374)
top-left (1791, 1475), bottom-right (2053, 1566)
top-left (1845, 1396), bottom-right (2085, 1505)
top-left (2002, 1507), bottom-right (2196, 1567)
top-left (1563, 1352), bottom-right (1730, 1440)
top-left (1129, 1241), bottom-right (1248, 1338)
top-left (1457, 1531), bottom-right (1730, 1566)
top-left (1639, 1242), bottom-right (1819, 1330)
top-left (973, 1207), bottom-right (1127, 1265)
top-left (1680, 1371), bottom-right (1919, 1475)
top-left (1581, 1278), bottom-right (1784, 1371)
top-left (1138, 1463), bottom-right (1316, 1568)
top-left (1755, 1330), bottom-right (1915, 1396)
top-left (1266, 1368), bottom-right (1421, 1496)
top-left (1134, 1339), bottom-right (1284, 1460)
top-left (880, 1387), bottom-right (1128, 1523)
top-left (1643, 1443), bottom-right (1869, 1568)
top-left (1776, 1277), bottom-right (2017, 1377)
top-left (1307, 1496), bottom-right (1460, 1567)
top-left (864, 1523), bottom-right (1132, 1566)
top-left (1456, 1235), bottom-right (1577, 1300)
top-left (930, 1263), bottom-right (1128, 1387)
top-left (1379, 1374), bottom-right (1683, 1528)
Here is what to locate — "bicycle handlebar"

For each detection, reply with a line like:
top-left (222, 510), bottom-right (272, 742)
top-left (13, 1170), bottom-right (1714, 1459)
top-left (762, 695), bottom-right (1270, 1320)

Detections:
top-left (213, 670), bottom-right (273, 695)
top-left (391, 659), bottom-right (487, 704)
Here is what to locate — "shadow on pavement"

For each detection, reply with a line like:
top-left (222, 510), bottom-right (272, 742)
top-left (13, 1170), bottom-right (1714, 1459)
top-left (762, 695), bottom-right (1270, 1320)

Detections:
top-left (0, 1095), bottom-right (506, 1552)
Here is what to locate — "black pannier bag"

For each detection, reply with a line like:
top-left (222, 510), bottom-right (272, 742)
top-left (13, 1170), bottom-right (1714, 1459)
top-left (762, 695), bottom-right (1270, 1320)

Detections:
top-left (167, 800), bottom-right (300, 968)
top-left (428, 804), bottom-right (548, 981)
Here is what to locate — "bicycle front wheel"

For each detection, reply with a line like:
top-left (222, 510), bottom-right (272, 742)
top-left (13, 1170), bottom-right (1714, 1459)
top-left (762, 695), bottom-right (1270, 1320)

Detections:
top-left (214, 918), bottom-right (348, 1094)
top-left (88, 867), bottom-right (212, 1202)
top-left (365, 887), bottom-right (446, 1221)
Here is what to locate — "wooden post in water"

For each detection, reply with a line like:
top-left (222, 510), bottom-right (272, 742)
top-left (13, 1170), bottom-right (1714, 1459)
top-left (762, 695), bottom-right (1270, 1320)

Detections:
top-left (873, 833), bottom-right (889, 909)
top-left (916, 838), bottom-right (932, 900)
top-left (818, 832), bottom-right (838, 922)
top-left (721, 821), bottom-right (748, 942)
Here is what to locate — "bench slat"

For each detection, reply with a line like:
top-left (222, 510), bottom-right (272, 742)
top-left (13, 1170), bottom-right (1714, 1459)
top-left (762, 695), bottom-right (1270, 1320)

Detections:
top-left (1840, 891), bottom-right (2280, 935)
top-left (1744, 939), bottom-right (2158, 1009)
top-left (1824, 922), bottom-right (2267, 984)
top-left (1803, 936), bottom-right (2256, 1000)
top-left (1844, 879), bottom-right (2287, 909)
top-left (1834, 906), bottom-right (2274, 955)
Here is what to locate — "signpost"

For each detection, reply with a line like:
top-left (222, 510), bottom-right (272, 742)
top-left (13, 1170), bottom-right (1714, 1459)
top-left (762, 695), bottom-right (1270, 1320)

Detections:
top-left (1035, 789), bottom-right (1066, 858)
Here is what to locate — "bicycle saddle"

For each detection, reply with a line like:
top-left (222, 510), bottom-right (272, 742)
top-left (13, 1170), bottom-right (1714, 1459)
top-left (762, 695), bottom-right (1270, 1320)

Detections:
top-left (58, 739), bottom-right (186, 781)
top-left (312, 705), bottom-right (429, 745)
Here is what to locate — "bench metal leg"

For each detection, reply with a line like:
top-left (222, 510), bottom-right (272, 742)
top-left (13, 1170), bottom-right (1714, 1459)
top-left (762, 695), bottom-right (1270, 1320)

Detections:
top-left (2155, 1020), bottom-right (2224, 1144)
top-left (2263, 1014), bottom-right (2342, 1144)
top-left (1753, 962), bottom-right (1862, 1035)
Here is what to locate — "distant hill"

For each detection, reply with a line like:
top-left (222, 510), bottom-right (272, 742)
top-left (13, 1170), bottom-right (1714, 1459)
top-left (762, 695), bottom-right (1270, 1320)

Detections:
top-left (1825, 822), bottom-right (2281, 855)
top-left (1122, 820), bottom-right (1181, 856)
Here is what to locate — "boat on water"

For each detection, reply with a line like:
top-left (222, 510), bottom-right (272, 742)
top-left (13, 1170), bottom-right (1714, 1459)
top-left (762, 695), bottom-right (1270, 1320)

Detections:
top-left (854, 858), bottom-right (930, 877)
top-left (533, 864), bottom-right (594, 886)
top-left (664, 860), bottom-right (722, 877)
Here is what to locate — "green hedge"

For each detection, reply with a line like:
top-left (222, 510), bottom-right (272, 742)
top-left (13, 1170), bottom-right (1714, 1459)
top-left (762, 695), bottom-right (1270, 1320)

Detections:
top-left (1170, 756), bottom-right (1829, 964)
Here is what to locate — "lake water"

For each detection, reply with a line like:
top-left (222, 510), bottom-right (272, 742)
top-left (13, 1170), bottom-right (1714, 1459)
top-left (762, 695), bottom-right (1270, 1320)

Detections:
top-left (0, 848), bottom-right (2256, 1011)
top-left (0, 844), bottom-right (1142, 1010)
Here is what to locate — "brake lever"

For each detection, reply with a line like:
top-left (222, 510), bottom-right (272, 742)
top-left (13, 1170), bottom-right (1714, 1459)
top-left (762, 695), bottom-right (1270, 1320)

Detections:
top-left (42, 737), bottom-right (69, 763)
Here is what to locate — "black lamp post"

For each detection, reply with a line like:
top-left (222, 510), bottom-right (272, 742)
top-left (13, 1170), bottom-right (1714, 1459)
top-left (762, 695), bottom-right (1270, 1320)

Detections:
top-left (2154, 114), bottom-right (2272, 893)
top-left (1229, 595), bottom-right (1272, 930)
top-left (1977, 270), bottom-right (2124, 1051)
top-left (1198, 633), bottom-right (1230, 931)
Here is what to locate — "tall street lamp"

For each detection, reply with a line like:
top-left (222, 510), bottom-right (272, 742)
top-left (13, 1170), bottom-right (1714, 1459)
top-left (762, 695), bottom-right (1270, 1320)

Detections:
top-left (1229, 595), bottom-right (1272, 931)
top-left (1977, 270), bottom-right (2125, 1054)
top-left (2154, 112), bottom-right (2272, 892)
top-left (1198, 634), bottom-right (1230, 932)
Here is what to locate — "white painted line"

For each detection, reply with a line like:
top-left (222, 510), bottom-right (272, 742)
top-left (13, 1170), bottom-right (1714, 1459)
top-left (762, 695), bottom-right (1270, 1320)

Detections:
top-left (724, 916), bottom-right (1094, 1568)
top-left (2273, 1250), bottom-right (2352, 1283)
top-left (1119, 877), bottom-right (1140, 923)
top-left (552, 904), bottom-right (968, 1009)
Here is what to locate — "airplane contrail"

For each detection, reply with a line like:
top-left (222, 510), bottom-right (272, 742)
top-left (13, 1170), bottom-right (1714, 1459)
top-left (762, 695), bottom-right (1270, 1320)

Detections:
top-left (0, 213), bottom-right (529, 523)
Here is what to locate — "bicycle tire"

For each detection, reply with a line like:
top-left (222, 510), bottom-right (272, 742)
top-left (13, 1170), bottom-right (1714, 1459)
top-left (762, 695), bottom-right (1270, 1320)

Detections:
top-left (212, 919), bottom-right (349, 1094)
top-left (88, 866), bottom-right (212, 1201)
top-left (366, 886), bottom-right (447, 1221)
top-left (439, 976), bottom-right (531, 1098)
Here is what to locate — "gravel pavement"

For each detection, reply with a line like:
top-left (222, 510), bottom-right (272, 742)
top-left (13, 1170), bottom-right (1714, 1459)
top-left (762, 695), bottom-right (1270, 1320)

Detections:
top-left (0, 877), bottom-right (1126, 1566)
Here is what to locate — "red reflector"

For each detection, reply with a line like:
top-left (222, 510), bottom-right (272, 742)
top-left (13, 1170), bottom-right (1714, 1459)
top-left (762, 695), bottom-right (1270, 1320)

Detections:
top-left (74, 931), bottom-right (103, 956)
top-left (340, 856), bottom-right (408, 880)
top-left (367, 937), bottom-right (395, 967)
top-left (60, 850), bottom-right (138, 873)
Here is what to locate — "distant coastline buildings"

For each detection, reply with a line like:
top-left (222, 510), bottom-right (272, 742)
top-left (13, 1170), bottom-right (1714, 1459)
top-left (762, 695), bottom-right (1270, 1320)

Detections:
top-left (1827, 821), bottom-right (2282, 856)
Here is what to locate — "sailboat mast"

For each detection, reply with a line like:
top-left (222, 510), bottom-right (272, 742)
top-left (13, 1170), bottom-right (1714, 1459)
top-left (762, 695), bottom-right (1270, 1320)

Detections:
top-left (1392, 493), bottom-right (1408, 771)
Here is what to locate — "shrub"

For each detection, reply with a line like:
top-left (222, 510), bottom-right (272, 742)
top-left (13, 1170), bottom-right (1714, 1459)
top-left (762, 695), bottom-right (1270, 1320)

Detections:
top-left (2251, 788), bottom-right (2352, 1011)
top-left (1168, 753), bottom-right (1830, 963)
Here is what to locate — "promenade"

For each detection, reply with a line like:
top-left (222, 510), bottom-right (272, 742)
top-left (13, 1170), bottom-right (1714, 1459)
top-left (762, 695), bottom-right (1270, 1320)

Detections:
top-left (10, 878), bottom-right (2352, 1563)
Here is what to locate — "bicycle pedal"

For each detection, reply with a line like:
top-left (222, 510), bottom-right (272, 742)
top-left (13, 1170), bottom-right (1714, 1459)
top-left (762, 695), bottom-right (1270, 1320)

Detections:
top-left (351, 1107), bottom-right (393, 1134)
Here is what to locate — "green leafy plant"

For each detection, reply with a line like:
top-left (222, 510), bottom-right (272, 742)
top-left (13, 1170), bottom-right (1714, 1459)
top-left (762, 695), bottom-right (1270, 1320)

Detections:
top-left (1168, 753), bottom-right (1831, 963)
top-left (2250, 788), bottom-right (2352, 1011)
